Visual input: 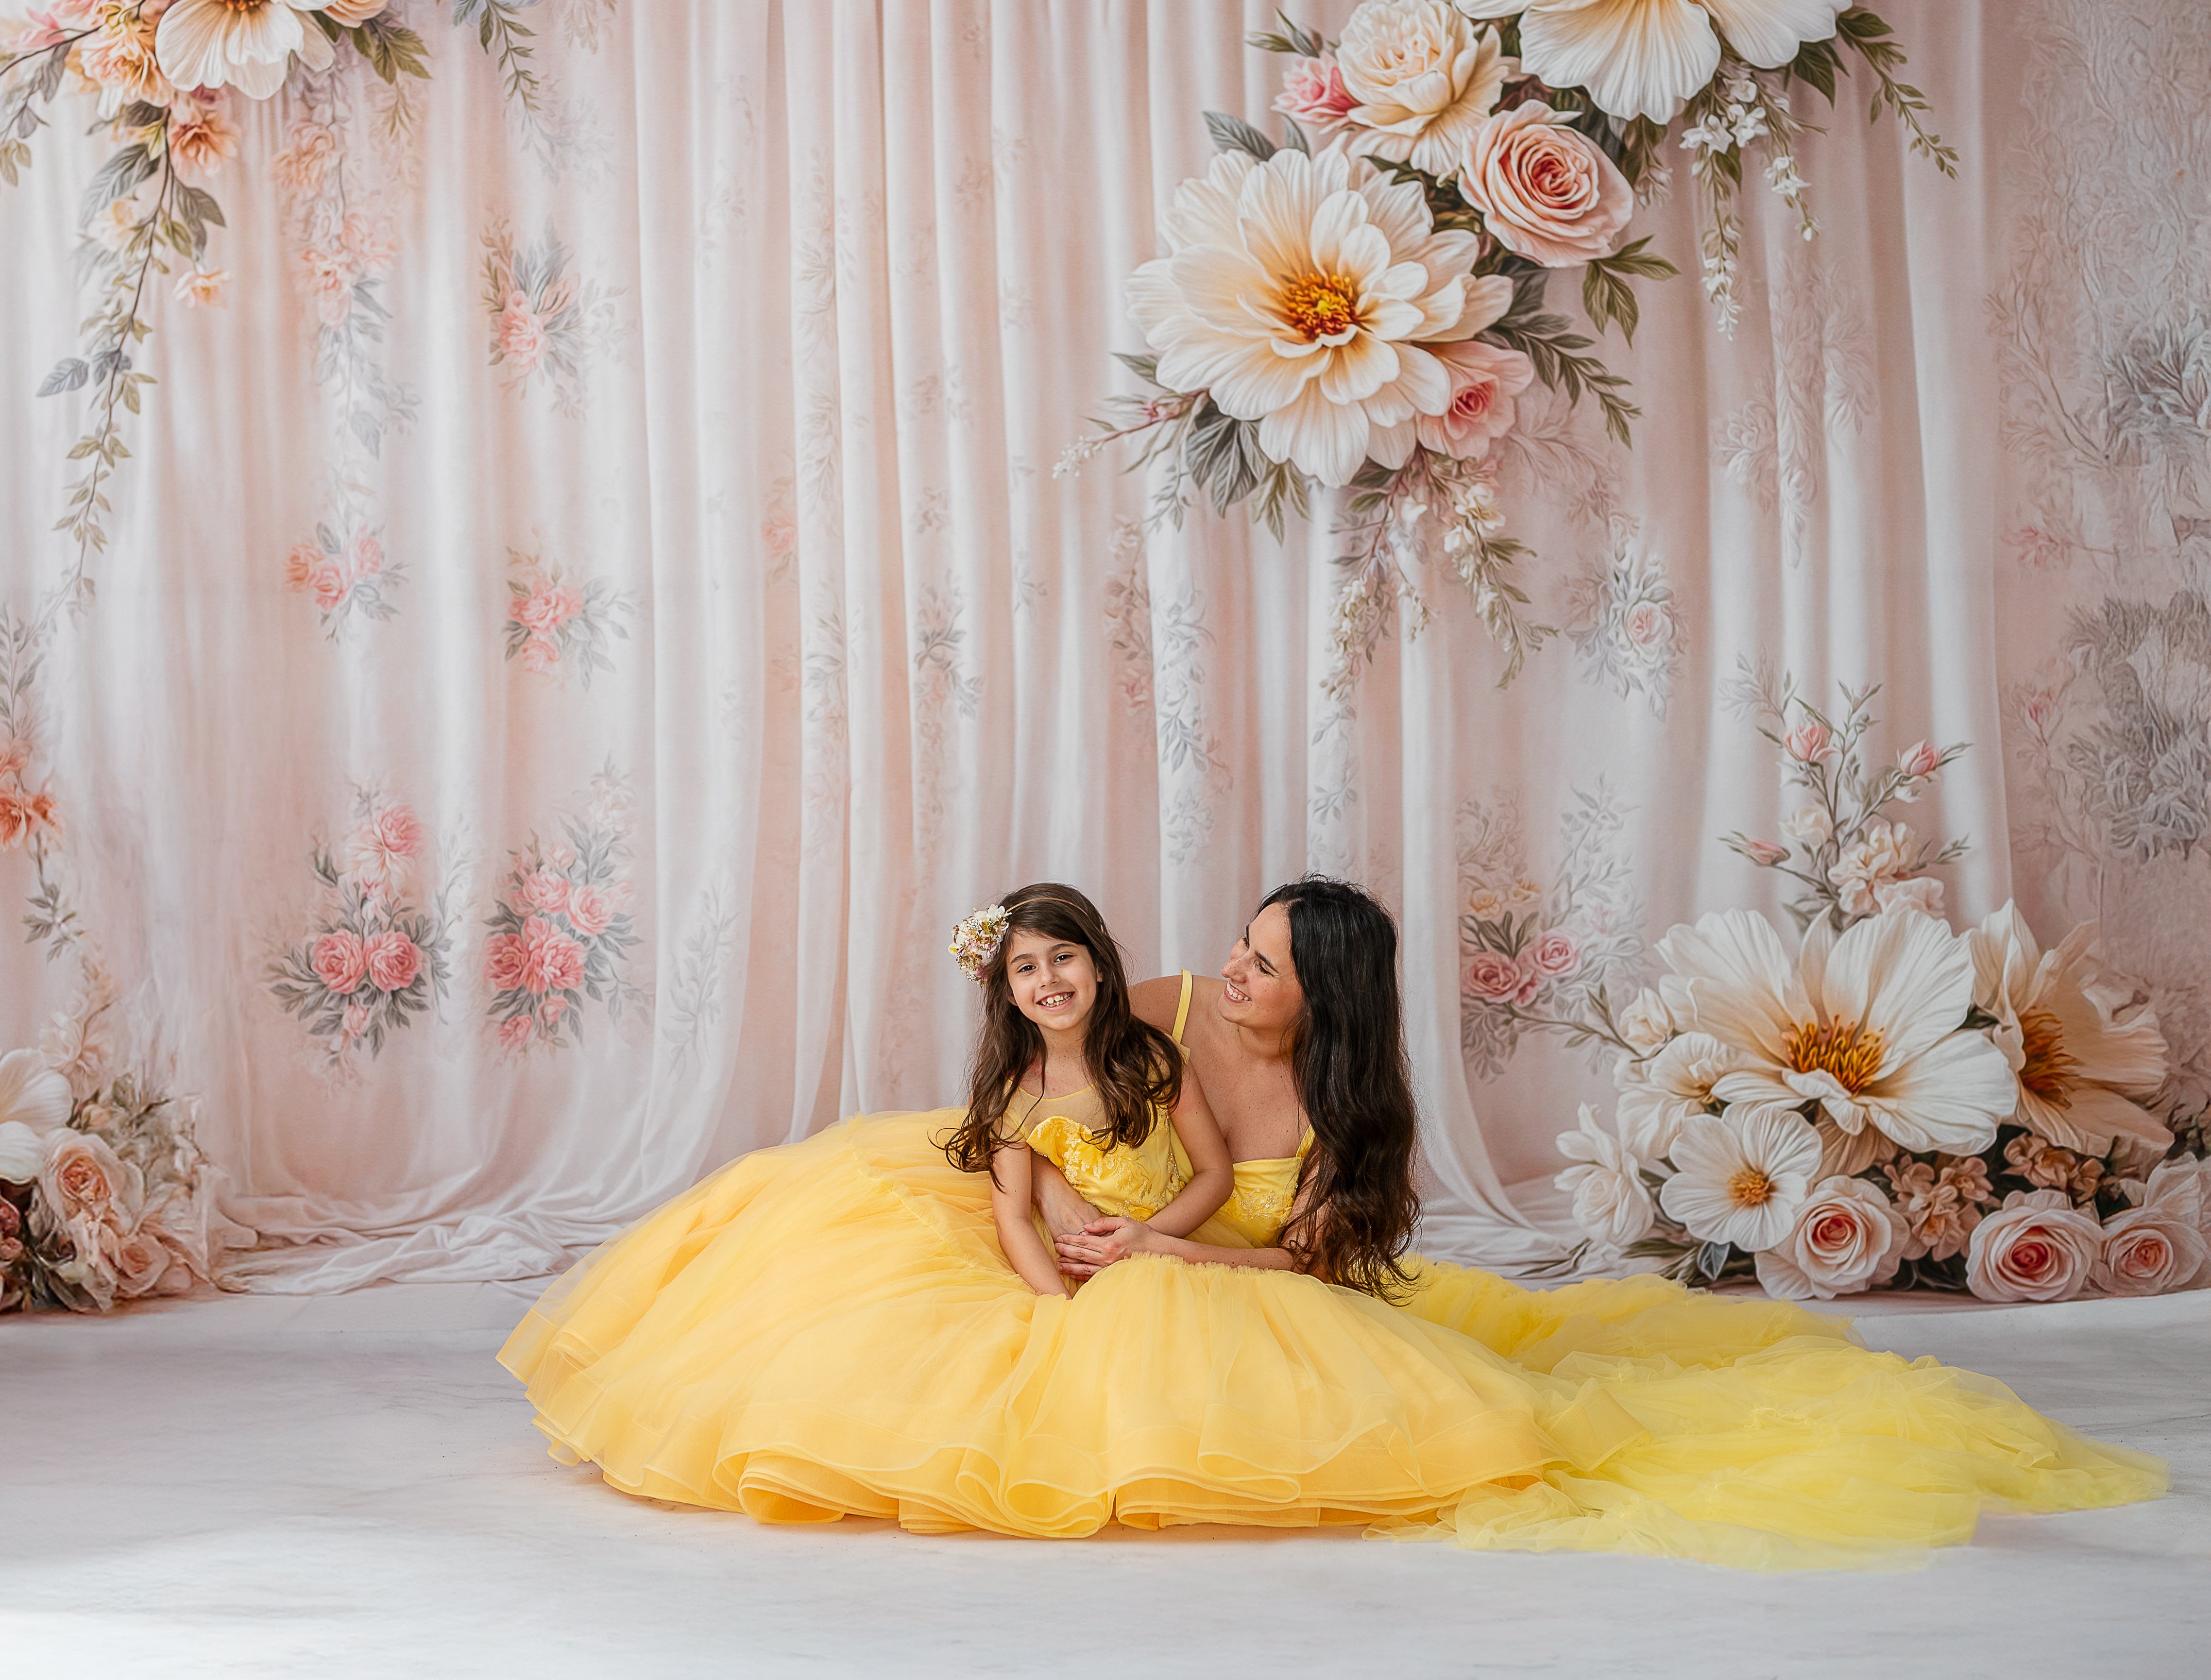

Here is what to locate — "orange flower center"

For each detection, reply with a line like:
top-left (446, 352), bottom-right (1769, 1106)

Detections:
top-left (1784, 1017), bottom-right (1886, 1094)
top-left (1726, 1166), bottom-right (1775, 1208)
top-left (1280, 271), bottom-right (1360, 342)
top-left (2017, 1007), bottom-right (2078, 1107)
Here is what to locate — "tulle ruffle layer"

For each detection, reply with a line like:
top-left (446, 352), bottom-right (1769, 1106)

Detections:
top-left (499, 1112), bottom-right (2164, 1566)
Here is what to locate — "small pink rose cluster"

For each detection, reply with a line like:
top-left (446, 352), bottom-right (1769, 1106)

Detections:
top-left (285, 528), bottom-right (385, 616)
top-left (486, 842), bottom-right (632, 1050)
top-left (1464, 928), bottom-right (1581, 1006)
top-left (496, 275), bottom-right (576, 376)
top-left (509, 578), bottom-right (586, 674)
top-left (309, 927), bottom-right (423, 1002)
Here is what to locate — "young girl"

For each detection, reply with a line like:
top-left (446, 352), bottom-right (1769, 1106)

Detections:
top-left (938, 884), bottom-right (1231, 1295)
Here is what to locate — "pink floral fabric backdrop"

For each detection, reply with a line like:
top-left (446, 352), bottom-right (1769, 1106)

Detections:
top-left (0, 0), bottom-right (2190, 1287)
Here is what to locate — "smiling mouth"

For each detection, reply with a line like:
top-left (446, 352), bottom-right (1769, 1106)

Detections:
top-left (1035, 990), bottom-right (1076, 1012)
top-left (1223, 980), bottom-right (1251, 1005)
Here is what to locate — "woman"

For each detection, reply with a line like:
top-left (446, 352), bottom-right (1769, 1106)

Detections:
top-left (503, 878), bottom-right (2164, 1564)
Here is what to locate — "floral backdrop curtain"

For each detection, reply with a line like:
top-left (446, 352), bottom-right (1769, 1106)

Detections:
top-left (0, 0), bottom-right (2194, 1289)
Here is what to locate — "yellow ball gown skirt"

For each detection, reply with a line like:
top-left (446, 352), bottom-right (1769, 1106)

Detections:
top-left (499, 1093), bottom-right (2165, 1568)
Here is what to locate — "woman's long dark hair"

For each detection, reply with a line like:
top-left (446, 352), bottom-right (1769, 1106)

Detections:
top-left (1266, 877), bottom-right (1422, 1298)
top-left (941, 883), bottom-right (1182, 1176)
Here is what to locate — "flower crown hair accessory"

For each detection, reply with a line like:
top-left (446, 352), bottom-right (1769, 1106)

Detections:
top-left (949, 904), bottom-right (1010, 983)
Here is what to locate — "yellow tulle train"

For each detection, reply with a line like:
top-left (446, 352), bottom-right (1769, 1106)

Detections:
top-left (499, 1111), bottom-right (2165, 1567)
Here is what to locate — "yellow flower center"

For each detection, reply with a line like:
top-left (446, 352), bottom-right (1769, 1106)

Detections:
top-left (1784, 1017), bottom-right (1886, 1094)
top-left (1280, 271), bottom-right (1360, 342)
top-left (219, 1), bottom-right (274, 12)
top-left (2017, 1007), bottom-right (2078, 1107)
top-left (1726, 1166), bottom-right (1775, 1208)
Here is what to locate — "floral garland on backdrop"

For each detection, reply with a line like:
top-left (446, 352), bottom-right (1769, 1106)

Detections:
top-left (1543, 673), bottom-right (2211, 1302)
top-left (1059, 1), bottom-right (1952, 686)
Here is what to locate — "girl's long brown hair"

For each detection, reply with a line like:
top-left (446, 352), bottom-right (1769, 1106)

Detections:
top-left (941, 883), bottom-right (1183, 1175)
top-left (1264, 877), bottom-right (1422, 1298)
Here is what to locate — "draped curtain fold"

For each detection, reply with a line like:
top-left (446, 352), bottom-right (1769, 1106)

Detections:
top-left (6, 0), bottom-right (2181, 1291)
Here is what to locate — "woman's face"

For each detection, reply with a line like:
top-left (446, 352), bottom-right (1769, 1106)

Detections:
top-left (1001, 927), bottom-right (1099, 1038)
top-left (1219, 902), bottom-right (1303, 1038)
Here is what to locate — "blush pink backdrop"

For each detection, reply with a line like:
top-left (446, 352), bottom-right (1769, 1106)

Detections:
top-left (0, 0), bottom-right (2201, 1288)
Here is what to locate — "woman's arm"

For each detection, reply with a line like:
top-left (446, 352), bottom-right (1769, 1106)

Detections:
top-left (1141, 1074), bottom-right (1232, 1239)
top-left (1055, 1220), bottom-right (1298, 1275)
top-left (990, 1146), bottom-right (1070, 1297)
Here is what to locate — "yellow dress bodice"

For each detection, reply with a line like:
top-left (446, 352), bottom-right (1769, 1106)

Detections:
top-left (1006, 1085), bottom-right (1185, 1223)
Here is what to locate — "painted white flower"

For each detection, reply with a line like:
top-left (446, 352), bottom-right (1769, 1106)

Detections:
top-left (1338, 1), bottom-right (1513, 178)
top-left (0, 1048), bottom-right (73, 1180)
top-left (1968, 904), bottom-right (2170, 1156)
top-left (1780, 803), bottom-right (1832, 847)
top-left (156, 0), bottom-right (335, 101)
top-left (1554, 1102), bottom-right (1655, 1247)
top-left (1753, 1174), bottom-right (1909, 1299)
top-left (1455, 1), bottom-right (1850, 121)
top-left (1615, 986), bottom-right (1675, 1054)
top-left (1657, 907), bottom-right (2018, 1156)
top-left (1827, 818), bottom-right (1914, 917)
top-left (1658, 1103), bottom-right (1822, 1250)
top-left (1613, 1030), bottom-right (1743, 1160)
top-left (1873, 875), bottom-right (1944, 920)
top-left (1126, 143), bottom-right (1498, 486)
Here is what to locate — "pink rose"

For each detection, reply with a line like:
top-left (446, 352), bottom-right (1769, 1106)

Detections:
top-left (1784, 720), bottom-right (1838, 763)
top-left (1458, 103), bottom-right (1633, 268)
top-left (512, 585), bottom-right (564, 634)
top-left (1511, 958), bottom-right (1545, 1006)
top-left (311, 930), bottom-right (368, 995)
top-left (2091, 1206), bottom-right (2207, 1297)
top-left (520, 916), bottom-right (585, 994)
top-left (1624, 600), bottom-right (1668, 648)
top-left (1414, 338), bottom-right (1535, 459)
top-left (497, 1012), bottom-right (533, 1052)
top-left (362, 803), bottom-right (422, 862)
top-left (39, 1130), bottom-right (141, 1232)
top-left (497, 291), bottom-right (549, 371)
top-left (1528, 930), bottom-right (1581, 978)
top-left (342, 1000), bottom-right (371, 1039)
top-left (540, 993), bottom-right (568, 1026)
top-left (521, 635), bottom-right (560, 674)
top-left (1463, 950), bottom-right (1522, 1003)
top-left (566, 885), bottom-right (612, 938)
top-left (519, 868), bottom-right (571, 915)
top-left (346, 530), bottom-right (384, 580)
top-left (308, 556), bottom-right (351, 613)
top-left (1273, 53), bottom-right (1357, 132)
top-left (1740, 838), bottom-right (1790, 867)
top-left (1965, 1190), bottom-right (2102, 1302)
top-left (363, 930), bottom-right (421, 993)
top-left (283, 542), bottom-right (320, 591)
top-left (484, 932), bottom-right (529, 992)
top-left (1754, 1176), bottom-right (1910, 1301)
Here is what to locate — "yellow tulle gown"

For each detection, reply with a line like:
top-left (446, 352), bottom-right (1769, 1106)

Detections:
top-left (500, 981), bottom-right (2165, 1567)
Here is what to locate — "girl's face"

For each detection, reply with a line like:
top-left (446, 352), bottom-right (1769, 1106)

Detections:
top-left (1219, 902), bottom-right (1303, 1038)
top-left (1001, 927), bottom-right (1099, 1038)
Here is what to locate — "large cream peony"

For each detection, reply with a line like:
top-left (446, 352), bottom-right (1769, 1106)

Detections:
top-left (1656, 907), bottom-right (2018, 1156)
top-left (1968, 904), bottom-right (2169, 1156)
top-left (1554, 1102), bottom-right (1655, 1247)
top-left (1455, 0), bottom-right (1851, 122)
top-left (1337, 1), bottom-right (1513, 178)
top-left (1127, 143), bottom-right (1500, 486)
top-left (156, 0), bottom-right (335, 101)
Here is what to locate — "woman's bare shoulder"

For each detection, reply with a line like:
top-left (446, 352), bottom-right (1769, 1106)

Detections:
top-left (1129, 974), bottom-right (1184, 1030)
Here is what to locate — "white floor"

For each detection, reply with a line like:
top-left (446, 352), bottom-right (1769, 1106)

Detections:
top-left (2, 1280), bottom-right (2204, 1679)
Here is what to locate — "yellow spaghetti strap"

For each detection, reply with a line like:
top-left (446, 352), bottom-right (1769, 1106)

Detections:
top-left (1171, 969), bottom-right (1194, 1045)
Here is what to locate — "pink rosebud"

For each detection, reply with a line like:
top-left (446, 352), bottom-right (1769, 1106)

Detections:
top-left (363, 930), bottom-right (422, 993)
top-left (497, 291), bottom-right (548, 372)
top-left (1784, 721), bottom-right (1838, 763)
top-left (1273, 54), bottom-right (1356, 131)
top-left (342, 1000), bottom-right (372, 1040)
top-left (1462, 951), bottom-right (1522, 1003)
top-left (1896, 740), bottom-right (1942, 782)
top-left (520, 635), bottom-right (560, 675)
top-left (308, 556), bottom-right (351, 613)
top-left (518, 868), bottom-right (571, 915)
top-left (310, 930), bottom-right (368, 995)
top-left (540, 993), bottom-right (569, 1026)
top-left (1528, 929), bottom-right (1581, 978)
top-left (1740, 837), bottom-right (1790, 867)
top-left (566, 885), bottom-right (612, 939)
top-left (1623, 600), bottom-right (1668, 648)
top-left (497, 1012), bottom-right (533, 1052)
